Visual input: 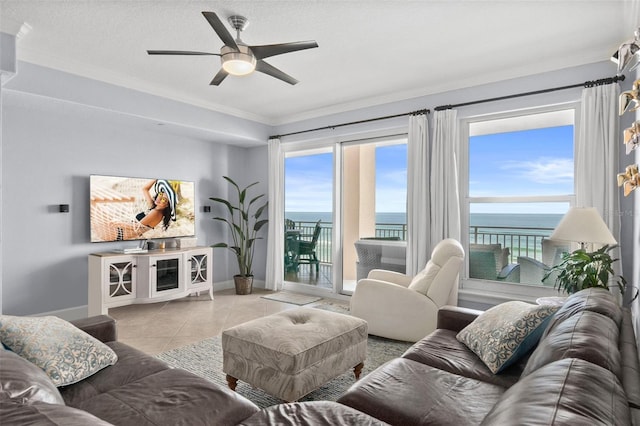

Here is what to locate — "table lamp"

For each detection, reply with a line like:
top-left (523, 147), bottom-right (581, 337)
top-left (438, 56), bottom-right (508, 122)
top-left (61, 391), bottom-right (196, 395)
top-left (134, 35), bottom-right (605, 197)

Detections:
top-left (550, 207), bottom-right (617, 250)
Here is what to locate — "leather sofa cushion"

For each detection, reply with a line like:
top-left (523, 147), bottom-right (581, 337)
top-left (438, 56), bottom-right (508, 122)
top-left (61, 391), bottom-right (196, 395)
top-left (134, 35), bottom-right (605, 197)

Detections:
top-left (67, 367), bottom-right (259, 426)
top-left (0, 400), bottom-right (114, 426)
top-left (522, 310), bottom-right (621, 379)
top-left (0, 349), bottom-right (64, 405)
top-left (402, 329), bottom-right (523, 388)
top-left (70, 315), bottom-right (117, 343)
top-left (338, 358), bottom-right (504, 425)
top-left (60, 341), bottom-right (169, 406)
top-left (481, 358), bottom-right (630, 425)
top-left (542, 288), bottom-right (622, 339)
top-left (239, 401), bottom-right (390, 425)
top-left (60, 340), bottom-right (259, 425)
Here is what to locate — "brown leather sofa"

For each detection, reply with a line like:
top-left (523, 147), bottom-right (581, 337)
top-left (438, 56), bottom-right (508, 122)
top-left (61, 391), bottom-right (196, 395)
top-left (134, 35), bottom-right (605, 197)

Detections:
top-left (0, 315), bottom-right (386, 426)
top-left (0, 315), bottom-right (261, 425)
top-left (338, 288), bottom-right (640, 425)
top-left (2, 288), bottom-right (639, 425)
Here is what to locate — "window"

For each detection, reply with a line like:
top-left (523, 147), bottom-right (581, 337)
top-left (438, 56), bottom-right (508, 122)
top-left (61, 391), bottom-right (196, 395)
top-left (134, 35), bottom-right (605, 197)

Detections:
top-left (462, 107), bottom-right (576, 299)
top-left (282, 134), bottom-right (407, 296)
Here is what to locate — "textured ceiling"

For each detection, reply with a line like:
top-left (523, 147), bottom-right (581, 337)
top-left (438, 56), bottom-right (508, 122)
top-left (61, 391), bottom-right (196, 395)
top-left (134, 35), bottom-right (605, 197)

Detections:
top-left (1, 1), bottom-right (637, 125)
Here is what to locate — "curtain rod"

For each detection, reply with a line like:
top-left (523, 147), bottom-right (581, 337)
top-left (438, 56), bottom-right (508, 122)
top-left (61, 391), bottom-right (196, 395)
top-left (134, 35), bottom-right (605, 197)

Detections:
top-left (270, 108), bottom-right (429, 139)
top-left (433, 74), bottom-right (626, 111)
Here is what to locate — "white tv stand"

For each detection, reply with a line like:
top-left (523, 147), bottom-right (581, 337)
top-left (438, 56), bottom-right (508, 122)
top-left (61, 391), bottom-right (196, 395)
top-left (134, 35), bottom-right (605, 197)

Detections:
top-left (88, 246), bottom-right (213, 316)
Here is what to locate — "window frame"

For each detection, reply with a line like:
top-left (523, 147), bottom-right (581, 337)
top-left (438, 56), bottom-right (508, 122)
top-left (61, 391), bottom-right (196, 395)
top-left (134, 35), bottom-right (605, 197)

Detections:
top-left (458, 102), bottom-right (580, 305)
top-left (280, 127), bottom-right (408, 297)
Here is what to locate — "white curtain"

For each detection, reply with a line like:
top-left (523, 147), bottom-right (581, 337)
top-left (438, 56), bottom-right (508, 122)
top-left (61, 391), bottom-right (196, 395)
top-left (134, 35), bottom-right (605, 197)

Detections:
top-left (406, 113), bottom-right (430, 275)
top-left (430, 109), bottom-right (461, 248)
top-left (265, 138), bottom-right (284, 291)
top-left (576, 83), bottom-right (622, 280)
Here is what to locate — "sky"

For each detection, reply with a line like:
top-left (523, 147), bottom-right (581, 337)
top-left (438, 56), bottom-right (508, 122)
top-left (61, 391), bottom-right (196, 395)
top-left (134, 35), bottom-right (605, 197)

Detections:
top-left (284, 144), bottom-right (407, 213)
top-left (285, 125), bottom-right (574, 215)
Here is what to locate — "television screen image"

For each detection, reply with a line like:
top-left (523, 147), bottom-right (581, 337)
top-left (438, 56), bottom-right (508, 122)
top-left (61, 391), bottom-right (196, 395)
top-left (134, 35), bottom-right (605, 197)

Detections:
top-left (90, 175), bottom-right (196, 242)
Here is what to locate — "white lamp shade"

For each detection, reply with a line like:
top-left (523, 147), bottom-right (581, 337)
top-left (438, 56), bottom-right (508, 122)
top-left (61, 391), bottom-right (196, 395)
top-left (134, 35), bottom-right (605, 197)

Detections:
top-left (550, 207), bottom-right (617, 245)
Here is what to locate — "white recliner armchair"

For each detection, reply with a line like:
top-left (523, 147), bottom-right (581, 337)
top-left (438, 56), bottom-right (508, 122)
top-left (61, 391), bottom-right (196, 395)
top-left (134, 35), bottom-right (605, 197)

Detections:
top-left (350, 238), bottom-right (465, 342)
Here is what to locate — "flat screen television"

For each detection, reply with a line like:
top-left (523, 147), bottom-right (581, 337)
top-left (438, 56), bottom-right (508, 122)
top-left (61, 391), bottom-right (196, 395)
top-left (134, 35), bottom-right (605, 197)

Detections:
top-left (90, 175), bottom-right (196, 242)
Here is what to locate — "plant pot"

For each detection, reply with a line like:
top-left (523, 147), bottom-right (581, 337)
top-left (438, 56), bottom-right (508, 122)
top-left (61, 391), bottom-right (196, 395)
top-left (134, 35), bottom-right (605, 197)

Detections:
top-left (234, 275), bottom-right (253, 295)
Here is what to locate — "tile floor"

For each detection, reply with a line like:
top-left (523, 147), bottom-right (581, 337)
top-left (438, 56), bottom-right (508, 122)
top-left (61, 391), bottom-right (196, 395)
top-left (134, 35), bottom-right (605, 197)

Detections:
top-left (108, 288), bottom-right (344, 356)
top-left (284, 263), bottom-right (357, 293)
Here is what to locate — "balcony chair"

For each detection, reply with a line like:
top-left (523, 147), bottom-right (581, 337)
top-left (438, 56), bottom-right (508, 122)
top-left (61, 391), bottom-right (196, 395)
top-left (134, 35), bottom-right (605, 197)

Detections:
top-left (517, 239), bottom-right (569, 285)
top-left (468, 243), bottom-right (520, 282)
top-left (284, 232), bottom-right (300, 273)
top-left (297, 220), bottom-right (322, 273)
top-left (354, 238), bottom-right (407, 281)
top-left (350, 238), bottom-right (465, 342)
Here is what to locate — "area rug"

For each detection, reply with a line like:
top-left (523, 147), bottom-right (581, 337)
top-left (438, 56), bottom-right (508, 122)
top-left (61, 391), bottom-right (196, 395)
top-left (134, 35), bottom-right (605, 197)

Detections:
top-left (157, 334), bottom-right (412, 408)
top-left (261, 292), bottom-right (322, 305)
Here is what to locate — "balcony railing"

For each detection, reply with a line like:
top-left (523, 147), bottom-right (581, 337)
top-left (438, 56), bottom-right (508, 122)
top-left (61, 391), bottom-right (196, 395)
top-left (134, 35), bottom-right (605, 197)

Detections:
top-left (470, 225), bottom-right (555, 263)
top-left (287, 221), bottom-right (554, 265)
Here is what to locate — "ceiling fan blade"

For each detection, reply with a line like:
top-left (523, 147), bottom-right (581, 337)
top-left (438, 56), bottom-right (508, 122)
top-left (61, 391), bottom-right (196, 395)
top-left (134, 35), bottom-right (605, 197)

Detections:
top-left (147, 50), bottom-right (220, 56)
top-left (210, 69), bottom-right (228, 86)
top-left (255, 60), bottom-right (298, 85)
top-left (249, 41), bottom-right (319, 60)
top-left (202, 12), bottom-right (238, 50)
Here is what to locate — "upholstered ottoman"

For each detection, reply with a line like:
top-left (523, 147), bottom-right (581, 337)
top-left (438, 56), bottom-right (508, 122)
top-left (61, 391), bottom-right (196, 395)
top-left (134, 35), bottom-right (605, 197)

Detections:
top-left (222, 307), bottom-right (368, 402)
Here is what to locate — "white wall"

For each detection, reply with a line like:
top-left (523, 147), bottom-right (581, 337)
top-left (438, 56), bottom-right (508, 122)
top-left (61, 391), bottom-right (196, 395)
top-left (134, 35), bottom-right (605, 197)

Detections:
top-left (1, 61), bottom-right (271, 317)
top-left (205, 145), bottom-right (269, 282)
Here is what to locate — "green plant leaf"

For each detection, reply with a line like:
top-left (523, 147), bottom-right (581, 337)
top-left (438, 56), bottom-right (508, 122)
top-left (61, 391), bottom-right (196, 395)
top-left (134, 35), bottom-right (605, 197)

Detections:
top-left (209, 197), bottom-right (233, 215)
top-left (248, 194), bottom-right (265, 207)
top-left (211, 177), bottom-right (268, 283)
top-left (254, 202), bottom-right (268, 219)
top-left (254, 219), bottom-right (268, 232)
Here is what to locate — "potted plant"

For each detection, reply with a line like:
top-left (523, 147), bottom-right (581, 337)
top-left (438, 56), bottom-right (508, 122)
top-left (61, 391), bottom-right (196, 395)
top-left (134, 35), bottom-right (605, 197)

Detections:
top-left (210, 176), bottom-right (268, 295)
top-left (542, 244), bottom-right (629, 298)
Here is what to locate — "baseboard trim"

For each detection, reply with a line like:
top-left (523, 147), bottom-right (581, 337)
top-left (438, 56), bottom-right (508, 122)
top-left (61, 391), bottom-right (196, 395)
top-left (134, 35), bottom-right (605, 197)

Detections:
top-left (33, 305), bottom-right (89, 321)
top-left (215, 279), bottom-right (266, 291)
top-left (30, 281), bottom-right (269, 320)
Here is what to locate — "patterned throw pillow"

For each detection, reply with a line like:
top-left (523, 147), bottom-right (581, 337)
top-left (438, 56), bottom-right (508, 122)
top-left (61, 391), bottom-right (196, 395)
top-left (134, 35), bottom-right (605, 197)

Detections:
top-left (456, 301), bottom-right (559, 374)
top-left (0, 315), bottom-right (117, 387)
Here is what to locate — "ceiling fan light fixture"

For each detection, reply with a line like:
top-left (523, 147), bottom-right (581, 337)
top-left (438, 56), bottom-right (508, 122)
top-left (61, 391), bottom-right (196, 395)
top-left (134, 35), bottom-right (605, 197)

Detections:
top-left (221, 46), bottom-right (256, 76)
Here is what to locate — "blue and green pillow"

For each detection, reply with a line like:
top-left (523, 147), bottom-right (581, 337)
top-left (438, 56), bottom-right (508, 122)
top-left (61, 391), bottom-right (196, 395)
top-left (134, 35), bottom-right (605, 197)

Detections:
top-left (0, 315), bottom-right (117, 387)
top-left (457, 301), bottom-right (558, 374)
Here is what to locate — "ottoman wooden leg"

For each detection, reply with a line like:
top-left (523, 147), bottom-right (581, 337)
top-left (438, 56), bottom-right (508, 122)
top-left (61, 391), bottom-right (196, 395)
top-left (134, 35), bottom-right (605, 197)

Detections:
top-left (353, 362), bottom-right (364, 380)
top-left (226, 374), bottom-right (238, 391)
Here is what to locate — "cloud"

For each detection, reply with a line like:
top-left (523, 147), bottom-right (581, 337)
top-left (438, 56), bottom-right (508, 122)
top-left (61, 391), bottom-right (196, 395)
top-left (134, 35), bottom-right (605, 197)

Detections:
top-left (501, 157), bottom-right (573, 184)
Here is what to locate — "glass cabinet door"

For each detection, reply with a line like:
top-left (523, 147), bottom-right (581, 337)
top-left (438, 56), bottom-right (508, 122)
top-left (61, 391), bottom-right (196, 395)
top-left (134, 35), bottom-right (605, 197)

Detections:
top-left (107, 260), bottom-right (135, 299)
top-left (154, 257), bottom-right (180, 292)
top-left (190, 254), bottom-right (208, 284)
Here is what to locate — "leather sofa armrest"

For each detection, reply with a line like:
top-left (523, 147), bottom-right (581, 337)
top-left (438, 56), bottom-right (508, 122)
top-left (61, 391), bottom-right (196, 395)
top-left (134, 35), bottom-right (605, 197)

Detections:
top-left (436, 305), bottom-right (483, 332)
top-left (70, 315), bottom-right (117, 343)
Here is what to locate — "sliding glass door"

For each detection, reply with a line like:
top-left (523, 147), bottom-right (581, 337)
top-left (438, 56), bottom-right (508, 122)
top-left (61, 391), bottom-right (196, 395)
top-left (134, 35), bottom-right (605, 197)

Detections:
top-left (282, 135), bottom-right (407, 296)
top-left (342, 138), bottom-right (407, 294)
top-left (283, 148), bottom-right (334, 292)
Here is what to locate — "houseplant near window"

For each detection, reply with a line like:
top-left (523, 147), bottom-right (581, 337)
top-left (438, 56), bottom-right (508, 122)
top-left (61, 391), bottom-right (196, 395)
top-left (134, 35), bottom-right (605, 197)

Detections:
top-left (210, 176), bottom-right (268, 295)
top-left (542, 244), bottom-right (629, 297)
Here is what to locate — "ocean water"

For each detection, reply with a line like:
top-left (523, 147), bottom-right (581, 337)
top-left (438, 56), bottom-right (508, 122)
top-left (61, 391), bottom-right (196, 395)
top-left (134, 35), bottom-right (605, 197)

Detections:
top-left (285, 212), bottom-right (563, 229)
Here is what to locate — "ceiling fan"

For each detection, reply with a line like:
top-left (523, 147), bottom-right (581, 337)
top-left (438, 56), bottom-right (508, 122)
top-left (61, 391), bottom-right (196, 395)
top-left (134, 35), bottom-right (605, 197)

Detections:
top-left (147, 12), bottom-right (318, 86)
